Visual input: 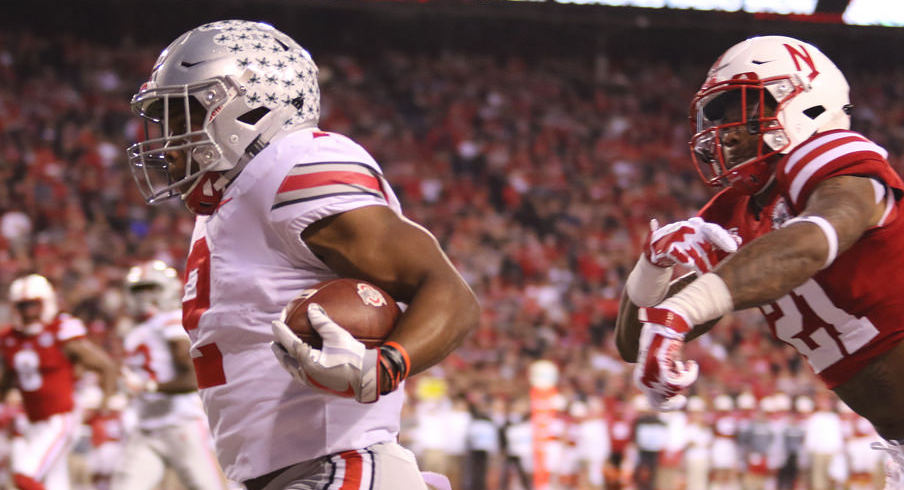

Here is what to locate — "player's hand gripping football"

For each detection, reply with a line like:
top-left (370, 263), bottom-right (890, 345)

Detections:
top-left (634, 306), bottom-right (699, 411)
top-left (271, 303), bottom-right (381, 403)
top-left (644, 217), bottom-right (741, 275)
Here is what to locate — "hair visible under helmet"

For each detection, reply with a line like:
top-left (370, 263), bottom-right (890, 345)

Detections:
top-left (127, 20), bottom-right (320, 214)
top-left (689, 35), bottom-right (851, 194)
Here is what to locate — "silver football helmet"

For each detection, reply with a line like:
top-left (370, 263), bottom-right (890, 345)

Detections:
top-left (125, 260), bottom-right (182, 319)
top-left (126, 260), bottom-right (182, 318)
top-left (127, 20), bottom-right (320, 214)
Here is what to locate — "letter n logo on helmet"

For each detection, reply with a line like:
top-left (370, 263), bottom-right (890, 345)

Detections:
top-left (784, 44), bottom-right (820, 82)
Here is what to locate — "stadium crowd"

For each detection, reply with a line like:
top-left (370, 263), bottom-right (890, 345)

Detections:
top-left (1, 24), bottom-right (903, 489)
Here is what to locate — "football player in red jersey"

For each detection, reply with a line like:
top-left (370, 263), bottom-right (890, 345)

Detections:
top-left (0, 274), bottom-right (118, 490)
top-left (615, 35), bottom-right (904, 487)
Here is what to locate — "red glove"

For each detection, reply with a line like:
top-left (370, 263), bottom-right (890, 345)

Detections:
top-left (644, 217), bottom-right (741, 274)
top-left (634, 306), bottom-right (699, 411)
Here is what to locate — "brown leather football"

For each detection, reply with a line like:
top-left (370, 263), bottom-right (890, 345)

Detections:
top-left (282, 279), bottom-right (400, 349)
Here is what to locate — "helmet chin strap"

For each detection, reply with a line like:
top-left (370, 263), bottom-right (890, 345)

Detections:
top-left (212, 134), bottom-right (269, 193)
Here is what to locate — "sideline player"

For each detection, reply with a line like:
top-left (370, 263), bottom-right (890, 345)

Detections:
top-left (126, 20), bottom-right (479, 489)
top-left (113, 260), bottom-right (226, 490)
top-left (615, 35), bottom-right (904, 487)
top-left (0, 274), bottom-right (118, 490)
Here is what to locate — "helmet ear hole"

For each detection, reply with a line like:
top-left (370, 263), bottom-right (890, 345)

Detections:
top-left (237, 107), bottom-right (271, 125)
top-left (803, 106), bottom-right (826, 120)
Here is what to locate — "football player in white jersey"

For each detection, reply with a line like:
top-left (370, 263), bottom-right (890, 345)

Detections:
top-left (126, 20), bottom-right (479, 490)
top-left (113, 260), bottom-right (226, 490)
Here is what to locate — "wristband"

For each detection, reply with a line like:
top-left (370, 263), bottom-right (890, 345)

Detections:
top-left (658, 272), bottom-right (733, 327)
top-left (781, 216), bottom-right (838, 269)
top-left (626, 254), bottom-right (673, 307)
top-left (378, 341), bottom-right (410, 395)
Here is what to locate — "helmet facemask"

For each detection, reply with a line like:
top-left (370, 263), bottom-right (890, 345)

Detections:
top-left (690, 79), bottom-right (794, 194)
top-left (128, 80), bottom-right (233, 214)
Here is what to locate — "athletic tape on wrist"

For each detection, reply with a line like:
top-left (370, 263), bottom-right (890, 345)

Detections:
top-left (658, 273), bottom-right (733, 328)
top-left (626, 254), bottom-right (673, 307)
top-left (781, 215), bottom-right (838, 269)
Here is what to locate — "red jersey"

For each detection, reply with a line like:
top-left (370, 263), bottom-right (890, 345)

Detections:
top-left (608, 415), bottom-right (633, 454)
top-left (0, 314), bottom-right (87, 421)
top-left (87, 411), bottom-right (126, 447)
top-left (699, 129), bottom-right (904, 388)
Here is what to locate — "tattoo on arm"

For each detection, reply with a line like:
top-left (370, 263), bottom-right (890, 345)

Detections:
top-left (716, 176), bottom-right (881, 310)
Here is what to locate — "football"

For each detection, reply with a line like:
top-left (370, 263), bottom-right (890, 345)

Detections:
top-left (282, 278), bottom-right (400, 349)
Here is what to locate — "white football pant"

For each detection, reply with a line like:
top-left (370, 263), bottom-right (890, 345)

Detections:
top-left (111, 418), bottom-right (225, 490)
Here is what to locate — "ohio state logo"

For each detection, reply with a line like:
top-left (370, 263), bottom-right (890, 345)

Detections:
top-left (356, 283), bottom-right (387, 307)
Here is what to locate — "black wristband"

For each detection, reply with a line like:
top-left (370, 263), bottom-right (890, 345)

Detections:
top-left (378, 342), bottom-right (410, 395)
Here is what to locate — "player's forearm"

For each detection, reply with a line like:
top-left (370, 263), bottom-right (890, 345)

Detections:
top-left (615, 290), bottom-right (641, 363)
top-left (385, 270), bottom-right (479, 378)
top-left (715, 224), bottom-right (826, 310)
top-left (69, 341), bottom-right (119, 401)
top-left (157, 370), bottom-right (199, 393)
top-left (717, 177), bottom-right (879, 311)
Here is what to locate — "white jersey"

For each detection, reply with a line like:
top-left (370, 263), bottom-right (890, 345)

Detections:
top-left (182, 128), bottom-right (405, 482)
top-left (123, 310), bottom-right (207, 430)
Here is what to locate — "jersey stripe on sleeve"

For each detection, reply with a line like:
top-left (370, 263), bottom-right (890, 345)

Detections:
top-left (783, 131), bottom-right (888, 206)
top-left (272, 162), bottom-right (386, 210)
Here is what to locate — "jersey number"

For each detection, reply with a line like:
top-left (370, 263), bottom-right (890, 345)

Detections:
top-left (13, 350), bottom-right (42, 391)
top-left (762, 279), bottom-right (879, 372)
top-left (184, 237), bottom-right (226, 388)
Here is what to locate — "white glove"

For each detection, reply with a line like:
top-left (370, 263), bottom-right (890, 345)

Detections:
top-left (634, 306), bottom-right (699, 411)
top-left (120, 367), bottom-right (157, 394)
top-left (271, 303), bottom-right (380, 403)
top-left (644, 217), bottom-right (741, 275)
